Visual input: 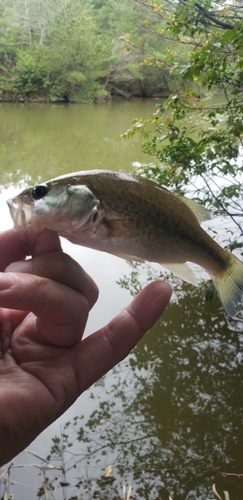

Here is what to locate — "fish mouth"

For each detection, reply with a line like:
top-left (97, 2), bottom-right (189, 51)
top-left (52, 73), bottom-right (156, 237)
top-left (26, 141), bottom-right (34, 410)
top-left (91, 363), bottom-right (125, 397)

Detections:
top-left (7, 196), bottom-right (32, 230)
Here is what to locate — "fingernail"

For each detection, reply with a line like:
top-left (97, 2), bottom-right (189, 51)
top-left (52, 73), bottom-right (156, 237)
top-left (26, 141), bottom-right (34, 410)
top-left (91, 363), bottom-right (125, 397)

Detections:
top-left (5, 260), bottom-right (33, 273)
top-left (0, 273), bottom-right (15, 290)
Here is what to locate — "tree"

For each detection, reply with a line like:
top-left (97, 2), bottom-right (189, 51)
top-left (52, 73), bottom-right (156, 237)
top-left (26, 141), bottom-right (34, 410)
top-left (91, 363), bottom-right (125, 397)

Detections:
top-left (0, 0), bottom-right (112, 101)
top-left (0, 0), bottom-right (184, 100)
top-left (123, 0), bottom-right (243, 253)
top-left (104, 0), bottom-right (183, 97)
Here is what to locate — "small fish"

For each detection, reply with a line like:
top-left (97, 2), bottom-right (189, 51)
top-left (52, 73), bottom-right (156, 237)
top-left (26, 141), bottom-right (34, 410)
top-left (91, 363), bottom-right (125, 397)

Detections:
top-left (7, 169), bottom-right (243, 317)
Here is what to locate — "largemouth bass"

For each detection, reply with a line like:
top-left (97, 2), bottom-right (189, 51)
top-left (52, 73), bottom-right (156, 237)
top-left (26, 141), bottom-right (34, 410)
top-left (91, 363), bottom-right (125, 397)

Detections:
top-left (7, 170), bottom-right (243, 317)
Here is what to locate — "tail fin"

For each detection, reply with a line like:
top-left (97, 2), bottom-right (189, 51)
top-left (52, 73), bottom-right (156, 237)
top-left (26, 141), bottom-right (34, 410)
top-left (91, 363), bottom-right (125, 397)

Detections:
top-left (212, 254), bottom-right (243, 317)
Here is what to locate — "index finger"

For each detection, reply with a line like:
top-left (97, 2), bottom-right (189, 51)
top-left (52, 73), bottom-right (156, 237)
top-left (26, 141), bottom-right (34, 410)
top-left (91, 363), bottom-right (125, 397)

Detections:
top-left (0, 230), bottom-right (26, 271)
top-left (19, 226), bottom-right (62, 256)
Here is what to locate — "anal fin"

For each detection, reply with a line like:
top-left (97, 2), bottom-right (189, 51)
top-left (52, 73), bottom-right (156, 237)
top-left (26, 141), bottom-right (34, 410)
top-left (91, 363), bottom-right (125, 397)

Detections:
top-left (110, 250), bottom-right (145, 263)
top-left (162, 262), bottom-right (198, 286)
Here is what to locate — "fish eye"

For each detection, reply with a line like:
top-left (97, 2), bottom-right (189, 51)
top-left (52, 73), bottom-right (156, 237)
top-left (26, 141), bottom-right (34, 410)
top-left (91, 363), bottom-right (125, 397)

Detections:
top-left (32, 185), bottom-right (48, 200)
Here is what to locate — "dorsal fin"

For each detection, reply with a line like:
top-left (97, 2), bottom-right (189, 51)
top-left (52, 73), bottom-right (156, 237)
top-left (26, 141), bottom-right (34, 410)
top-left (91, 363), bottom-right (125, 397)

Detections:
top-left (179, 196), bottom-right (211, 223)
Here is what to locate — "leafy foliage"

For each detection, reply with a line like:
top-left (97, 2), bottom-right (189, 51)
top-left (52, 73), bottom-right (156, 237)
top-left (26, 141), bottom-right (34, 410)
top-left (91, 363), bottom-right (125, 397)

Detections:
top-left (0, 0), bottom-right (182, 101)
top-left (122, 0), bottom-right (243, 252)
top-left (0, 0), bottom-right (113, 102)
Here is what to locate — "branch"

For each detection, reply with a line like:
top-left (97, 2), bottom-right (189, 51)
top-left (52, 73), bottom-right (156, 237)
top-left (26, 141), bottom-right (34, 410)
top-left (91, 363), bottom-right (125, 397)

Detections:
top-left (0, 64), bottom-right (12, 76)
top-left (178, 0), bottom-right (234, 30)
top-left (200, 173), bottom-right (243, 236)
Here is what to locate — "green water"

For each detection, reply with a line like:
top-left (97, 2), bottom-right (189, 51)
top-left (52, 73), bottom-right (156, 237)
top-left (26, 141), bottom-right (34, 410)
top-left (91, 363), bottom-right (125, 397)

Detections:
top-left (0, 99), bottom-right (152, 187)
top-left (0, 100), bottom-right (243, 500)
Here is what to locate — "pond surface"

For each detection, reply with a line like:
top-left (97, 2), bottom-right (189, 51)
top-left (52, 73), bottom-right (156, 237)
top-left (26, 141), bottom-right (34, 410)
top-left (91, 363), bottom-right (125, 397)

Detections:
top-left (0, 100), bottom-right (243, 500)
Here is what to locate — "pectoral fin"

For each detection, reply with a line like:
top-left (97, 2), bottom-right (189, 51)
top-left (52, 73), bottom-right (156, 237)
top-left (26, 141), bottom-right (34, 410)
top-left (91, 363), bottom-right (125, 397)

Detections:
top-left (162, 262), bottom-right (198, 286)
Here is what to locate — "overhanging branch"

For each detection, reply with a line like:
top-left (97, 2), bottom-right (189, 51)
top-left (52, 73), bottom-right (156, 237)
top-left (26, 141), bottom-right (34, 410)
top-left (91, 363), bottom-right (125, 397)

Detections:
top-left (178, 0), bottom-right (234, 30)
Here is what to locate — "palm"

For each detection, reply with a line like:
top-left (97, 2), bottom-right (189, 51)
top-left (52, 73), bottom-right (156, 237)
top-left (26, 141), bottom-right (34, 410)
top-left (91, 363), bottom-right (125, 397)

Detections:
top-left (0, 228), bottom-right (171, 466)
top-left (0, 307), bottom-right (78, 456)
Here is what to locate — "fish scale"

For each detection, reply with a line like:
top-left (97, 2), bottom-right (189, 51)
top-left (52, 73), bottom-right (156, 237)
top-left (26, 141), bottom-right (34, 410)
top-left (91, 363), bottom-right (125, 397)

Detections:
top-left (7, 169), bottom-right (243, 317)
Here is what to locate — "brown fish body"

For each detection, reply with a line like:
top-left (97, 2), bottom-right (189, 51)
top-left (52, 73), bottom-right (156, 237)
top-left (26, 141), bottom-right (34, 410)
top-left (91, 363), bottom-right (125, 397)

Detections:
top-left (54, 171), bottom-right (228, 276)
top-left (7, 170), bottom-right (243, 316)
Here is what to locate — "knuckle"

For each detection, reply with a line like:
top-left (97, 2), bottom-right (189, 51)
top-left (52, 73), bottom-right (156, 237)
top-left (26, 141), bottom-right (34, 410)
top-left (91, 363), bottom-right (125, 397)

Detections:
top-left (103, 324), bottom-right (124, 361)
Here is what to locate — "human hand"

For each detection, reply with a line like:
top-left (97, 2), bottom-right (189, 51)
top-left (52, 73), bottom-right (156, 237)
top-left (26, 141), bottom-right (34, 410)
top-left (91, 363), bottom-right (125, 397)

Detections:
top-left (0, 229), bottom-right (171, 465)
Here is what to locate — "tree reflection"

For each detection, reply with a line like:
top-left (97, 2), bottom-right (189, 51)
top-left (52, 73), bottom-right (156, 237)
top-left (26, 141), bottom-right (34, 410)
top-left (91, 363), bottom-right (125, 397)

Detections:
top-left (42, 265), bottom-right (243, 500)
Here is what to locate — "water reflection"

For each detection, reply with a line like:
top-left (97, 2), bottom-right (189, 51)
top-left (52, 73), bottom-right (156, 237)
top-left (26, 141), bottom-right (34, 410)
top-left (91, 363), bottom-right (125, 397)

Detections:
top-left (26, 286), bottom-right (243, 499)
top-left (0, 101), bottom-right (243, 500)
